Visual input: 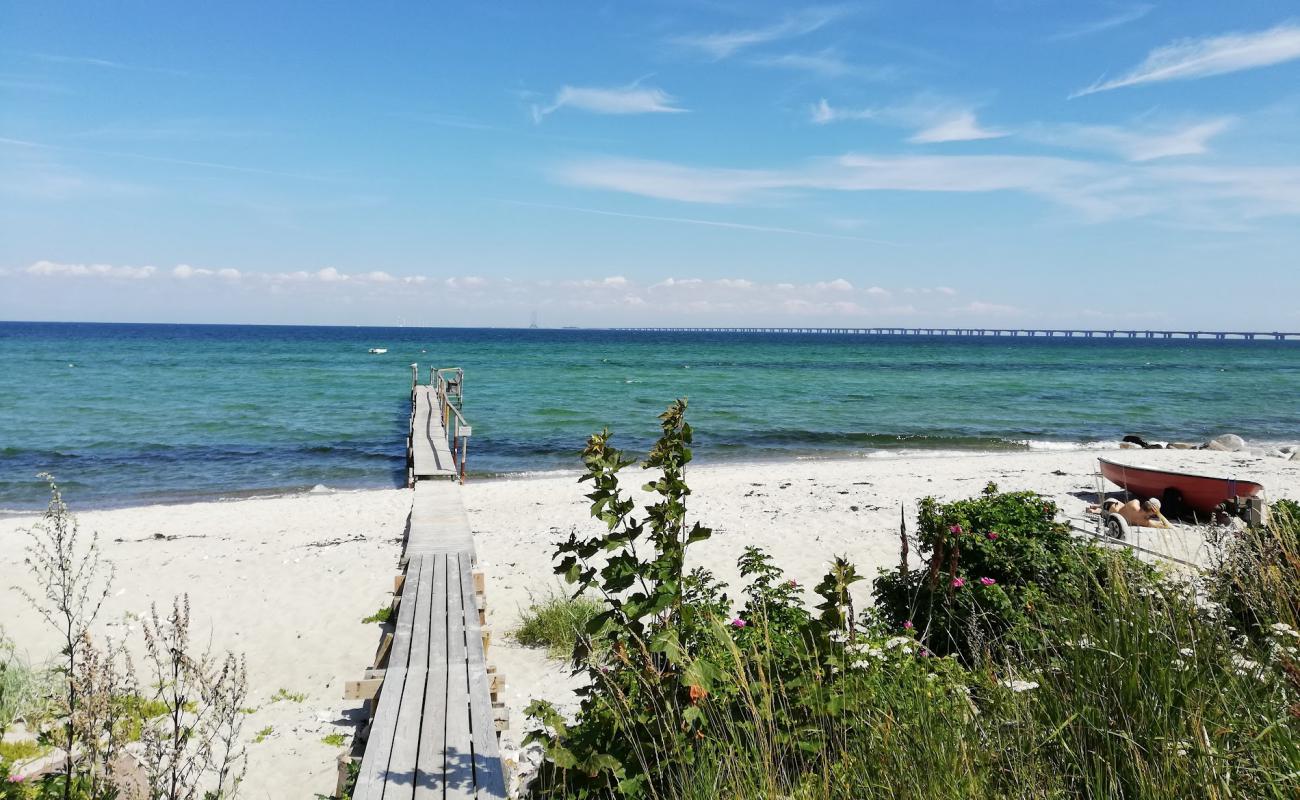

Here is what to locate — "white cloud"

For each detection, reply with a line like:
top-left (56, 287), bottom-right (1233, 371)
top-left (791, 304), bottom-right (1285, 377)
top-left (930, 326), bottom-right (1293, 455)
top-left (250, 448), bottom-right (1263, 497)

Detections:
top-left (811, 96), bottom-right (1006, 143)
top-left (754, 50), bottom-right (895, 80)
top-left (963, 300), bottom-right (1020, 315)
top-left (1029, 118), bottom-right (1235, 161)
top-left (445, 276), bottom-right (487, 289)
top-left (1047, 4), bottom-right (1154, 42)
top-left (909, 110), bottom-right (1006, 144)
top-left (26, 260), bottom-right (155, 279)
top-left (316, 267), bottom-right (347, 282)
top-left (553, 151), bottom-right (1300, 225)
top-left (1073, 21), bottom-right (1300, 97)
top-left (672, 7), bottom-right (845, 60)
top-left (810, 99), bottom-right (876, 125)
top-left (357, 270), bottom-right (395, 283)
top-left (217, 268), bottom-right (241, 280)
top-left (866, 286), bottom-right (890, 297)
top-left (533, 83), bottom-right (686, 120)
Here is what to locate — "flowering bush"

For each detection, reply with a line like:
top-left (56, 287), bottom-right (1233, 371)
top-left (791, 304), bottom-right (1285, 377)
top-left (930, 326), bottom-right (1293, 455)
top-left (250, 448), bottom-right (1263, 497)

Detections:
top-left (872, 482), bottom-right (1143, 662)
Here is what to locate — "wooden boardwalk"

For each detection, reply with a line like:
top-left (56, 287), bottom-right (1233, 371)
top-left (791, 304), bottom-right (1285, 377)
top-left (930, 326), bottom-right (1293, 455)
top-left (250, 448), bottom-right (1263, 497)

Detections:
top-left (350, 370), bottom-right (506, 799)
top-left (410, 386), bottom-right (458, 480)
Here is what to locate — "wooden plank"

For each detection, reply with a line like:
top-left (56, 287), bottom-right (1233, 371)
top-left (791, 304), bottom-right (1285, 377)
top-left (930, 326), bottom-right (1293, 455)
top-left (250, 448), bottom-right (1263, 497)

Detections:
top-left (411, 386), bottom-right (458, 479)
top-left (350, 667), bottom-right (409, 800)
top-left (413, 553), bottom-right (450, 799)
top-left (460, 554), bottom-right (508, 798)
top-left (444, 553), bottom-right (476, 800)
top-left (382, 555), bottom-right (437, 795)
top-left (387, 555), bottom-right (424, 671)
top-left (407, 481), bottom-right (476, 557)
top-left (344, 678), bottom-right (384, 701)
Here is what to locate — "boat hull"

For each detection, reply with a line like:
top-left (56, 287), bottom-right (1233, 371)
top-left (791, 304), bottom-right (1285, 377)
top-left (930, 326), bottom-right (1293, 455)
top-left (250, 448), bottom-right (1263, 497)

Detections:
top-left (1098, 458), bottom-right (1264, 514)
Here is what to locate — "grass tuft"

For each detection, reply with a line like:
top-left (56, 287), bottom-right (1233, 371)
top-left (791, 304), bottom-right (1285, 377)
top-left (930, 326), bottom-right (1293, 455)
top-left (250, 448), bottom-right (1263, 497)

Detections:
top-left (512, 593), bottom-right (604, 659)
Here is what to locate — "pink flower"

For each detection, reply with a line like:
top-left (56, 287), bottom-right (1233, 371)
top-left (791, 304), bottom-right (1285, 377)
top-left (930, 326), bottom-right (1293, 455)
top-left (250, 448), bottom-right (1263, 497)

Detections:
top-left (980, 577), bottom-right (996, 586)
top-left (903, 620), bottom-right (914, 630)
top-left (987, 532), bottom-right (999, 540)
top-left (919, 648), bottom-right (931, 657)
top-left (787, 579), bottom-right (798, 588)
top-left (951, 577), bottom-right (966, 588)
top-left (730, 618), bottom-right (747, 628)
top-left (949, 524), bottom-right (963, 535)
top-left (8, 775), bottom-right (25, 783)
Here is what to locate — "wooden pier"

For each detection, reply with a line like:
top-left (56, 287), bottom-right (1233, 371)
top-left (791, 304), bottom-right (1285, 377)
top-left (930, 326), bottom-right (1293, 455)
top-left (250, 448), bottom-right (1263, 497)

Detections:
top-left (611, 326), bottom-right (1300, 341)
top-left (346, 367), bottom-right (506, 799)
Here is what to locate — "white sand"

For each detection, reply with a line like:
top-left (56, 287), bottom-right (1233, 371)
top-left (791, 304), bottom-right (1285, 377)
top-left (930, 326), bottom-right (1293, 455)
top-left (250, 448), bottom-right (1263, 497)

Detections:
top-left (2, 447), bottom-right (1296, 797)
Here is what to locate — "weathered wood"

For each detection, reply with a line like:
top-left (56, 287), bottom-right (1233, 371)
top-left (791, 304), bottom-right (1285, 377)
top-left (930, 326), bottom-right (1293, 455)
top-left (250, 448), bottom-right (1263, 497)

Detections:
top-left (372, 633), bottom-right (393, 670)
top-left (345, 678), bottom-right (384, 701)
top-left (444, 553), bottom-right (476, 800)
top-left (413, 553), bottom-right (450, 799)
top-left (393, 574), bottom-right (405, 594)
top-left (351, 667), bottom-right (409, 800)
top-left (407, 481), bottom-right (476, 556)
top-left (388, 555), bottom-right (425, 670)
top-left (460, 554), bottom-right (508, 797)
top-left (410, 387), bottom-right (458, 479)
top-left (384, 554), bottom-right (437, 791)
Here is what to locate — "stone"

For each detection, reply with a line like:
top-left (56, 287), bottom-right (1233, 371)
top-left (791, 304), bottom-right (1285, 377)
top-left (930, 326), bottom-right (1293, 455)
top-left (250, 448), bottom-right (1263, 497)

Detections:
top-left (1293, 451), bottom-right (1300, 461)
top-left (1168, 442), bottom-right (1196, 450)
top-left (1119, 442), bottom-right (1140, 449)
top-left (1122, 434), bottom-right (1151, 448)
top-left (1205, 434), bottom-right (1246, 452)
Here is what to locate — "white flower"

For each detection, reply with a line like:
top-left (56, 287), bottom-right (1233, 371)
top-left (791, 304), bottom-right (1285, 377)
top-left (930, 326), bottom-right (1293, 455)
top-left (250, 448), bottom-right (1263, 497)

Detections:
top-left (1269, 622), bottom-right (1299, 639)
top-left (1001, 679), bottom-right (1039, 693)
top-left (1171, 658), bottom-right (1187, 671)
top-left (1178, 647), bottom-right (1195, 658)
top-left (1231, 654), bottom-right (1259, 671)
top-left (884, 636), bottom-right (914, 650)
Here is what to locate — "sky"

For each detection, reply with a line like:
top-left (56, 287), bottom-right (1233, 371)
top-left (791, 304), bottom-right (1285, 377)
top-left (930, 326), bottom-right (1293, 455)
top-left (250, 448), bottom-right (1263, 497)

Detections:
top-left (3, 1), bottom-right (1300, 329)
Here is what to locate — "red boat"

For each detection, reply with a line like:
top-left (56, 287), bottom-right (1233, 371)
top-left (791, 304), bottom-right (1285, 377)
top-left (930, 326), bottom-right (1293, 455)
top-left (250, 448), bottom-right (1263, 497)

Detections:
top-left (1098, 458), bottom-right (1265, 515)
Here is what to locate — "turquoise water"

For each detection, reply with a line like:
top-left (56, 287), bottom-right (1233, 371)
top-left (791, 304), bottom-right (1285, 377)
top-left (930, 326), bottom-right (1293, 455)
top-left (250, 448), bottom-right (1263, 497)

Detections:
top-left (1, 321), bottom-right (1298, 510)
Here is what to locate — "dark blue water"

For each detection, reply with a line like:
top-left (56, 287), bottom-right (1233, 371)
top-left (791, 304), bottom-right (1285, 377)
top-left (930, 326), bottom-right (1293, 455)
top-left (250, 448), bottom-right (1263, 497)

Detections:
top-left (1, 321), bottom-right (1297, 510)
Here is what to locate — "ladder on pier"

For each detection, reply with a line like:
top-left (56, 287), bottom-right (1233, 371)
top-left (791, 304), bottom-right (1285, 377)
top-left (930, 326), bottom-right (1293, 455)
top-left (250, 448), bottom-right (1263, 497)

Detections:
top-left (348, 371), bottom-right (506, 798)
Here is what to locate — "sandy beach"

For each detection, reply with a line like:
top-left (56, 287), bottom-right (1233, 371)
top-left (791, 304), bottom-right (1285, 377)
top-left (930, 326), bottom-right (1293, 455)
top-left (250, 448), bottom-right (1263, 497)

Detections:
top-left (2, 447), bottom-right (1296, 798)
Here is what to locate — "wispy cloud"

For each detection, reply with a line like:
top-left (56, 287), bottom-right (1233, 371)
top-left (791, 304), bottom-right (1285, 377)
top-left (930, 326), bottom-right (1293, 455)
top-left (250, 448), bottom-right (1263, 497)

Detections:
top-left (499, 199), bottom-right (901, 245)
top-left (552, 151), bottom-right (1300, 226)
top-left (1028, 117), bottom-right (1235, 161)
top-left (1047, 4), bottom-right (1154, 42)
top-left (1073, 21), bottom-right (1300, 96)
top-left (532, 82), bottom-right (686, 121)
top-left (753, 49), bottom-right (895, 80)
top-left (30, 52), bottom-right (188, 76)
top-left (810, 98), bottom-right (875, 124)
top-left (810, 96), bottom-right (1006, 143)
top-left (672, 6), bottom-right (846, 60)
top-left (909, 110), bottom-right (1006, 143)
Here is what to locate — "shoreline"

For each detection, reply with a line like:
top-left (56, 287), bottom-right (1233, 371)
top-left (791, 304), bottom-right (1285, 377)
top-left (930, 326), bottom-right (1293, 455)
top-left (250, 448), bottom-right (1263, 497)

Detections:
top-left (4, 435), bottom-right (1294, 517)
top-left (2, 448), bottom-right (1297, 797)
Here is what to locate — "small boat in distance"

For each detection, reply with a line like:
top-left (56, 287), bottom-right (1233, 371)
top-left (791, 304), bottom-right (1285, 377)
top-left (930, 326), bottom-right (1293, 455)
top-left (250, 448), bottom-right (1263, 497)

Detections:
top-left (368, 348), bottom-right (388, 354)
top-left (1098, 458), bottom-right (1264, 515)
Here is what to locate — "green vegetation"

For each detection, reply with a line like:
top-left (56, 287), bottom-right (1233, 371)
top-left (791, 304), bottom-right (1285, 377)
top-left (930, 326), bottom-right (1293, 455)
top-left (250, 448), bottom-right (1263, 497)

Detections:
top-left (523, 400), bottom-right (1300, 800)
top-left (321, 732), bottom-right (348, 747)
top-left (2, 476), bottom-right (249, 800)
top-left (0, 739), bottom-right (45, 763)
top-left (512, 593), bottom-right (605, 659)
top-left (253, 726), bottom-right (274, 744)
top-left (271, 688), bottom-right (307, 704)
top-left (361, 606), bottom-right (393, 625)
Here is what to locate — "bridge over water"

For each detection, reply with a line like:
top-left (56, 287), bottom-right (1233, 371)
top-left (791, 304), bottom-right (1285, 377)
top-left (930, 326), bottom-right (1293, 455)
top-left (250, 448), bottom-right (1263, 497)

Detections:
top-left (612, 327), bottom-right (1300, 341)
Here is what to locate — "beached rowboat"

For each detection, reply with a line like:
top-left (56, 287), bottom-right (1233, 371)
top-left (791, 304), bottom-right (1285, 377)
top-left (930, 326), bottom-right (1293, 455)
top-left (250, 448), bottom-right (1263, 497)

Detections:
top-left (1098, 458), bottom-right (1264, 515)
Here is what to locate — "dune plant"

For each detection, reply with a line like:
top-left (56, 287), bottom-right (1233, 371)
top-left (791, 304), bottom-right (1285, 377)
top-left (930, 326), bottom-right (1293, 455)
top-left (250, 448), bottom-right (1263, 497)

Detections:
top-left (13, 474), bottom-right (115, 799)
top-left (522, 406), bottom-right (1300, 800)
top-left (513, 593), bottom-right (605, 659)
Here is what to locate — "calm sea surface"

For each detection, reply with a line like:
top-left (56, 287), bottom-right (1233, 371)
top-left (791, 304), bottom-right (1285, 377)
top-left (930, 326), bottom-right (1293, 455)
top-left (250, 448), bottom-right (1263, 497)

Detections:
top-left (1, 321), bottom-right (1297, 510)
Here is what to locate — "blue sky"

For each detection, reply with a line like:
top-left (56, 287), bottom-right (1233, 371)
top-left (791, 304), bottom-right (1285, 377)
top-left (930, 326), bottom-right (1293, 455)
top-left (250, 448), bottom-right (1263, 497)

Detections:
top-left (3, 1), bottom-right (1300, 328)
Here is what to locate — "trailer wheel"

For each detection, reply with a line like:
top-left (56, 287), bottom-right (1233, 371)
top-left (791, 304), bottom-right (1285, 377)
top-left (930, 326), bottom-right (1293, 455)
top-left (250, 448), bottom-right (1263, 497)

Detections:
top-left (1104, 513), bottom-right (1129, 540)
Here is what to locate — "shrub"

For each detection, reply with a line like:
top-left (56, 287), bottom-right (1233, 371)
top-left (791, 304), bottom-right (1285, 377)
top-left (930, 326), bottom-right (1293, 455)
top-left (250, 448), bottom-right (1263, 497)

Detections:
top-left (872, 482), bottom-right (1140, 662)
top-left (513, 593), bottom-right (604, 660)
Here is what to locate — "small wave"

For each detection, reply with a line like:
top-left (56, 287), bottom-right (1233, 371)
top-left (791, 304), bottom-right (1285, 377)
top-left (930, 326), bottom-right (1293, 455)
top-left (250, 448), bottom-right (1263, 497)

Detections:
top-left (1021, 440), bottom-right (1114, 451)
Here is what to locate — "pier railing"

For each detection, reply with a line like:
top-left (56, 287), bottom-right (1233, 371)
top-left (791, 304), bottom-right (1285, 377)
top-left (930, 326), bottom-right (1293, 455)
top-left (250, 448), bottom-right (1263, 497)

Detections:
top-left (434, 367), bottom-right (471, 481)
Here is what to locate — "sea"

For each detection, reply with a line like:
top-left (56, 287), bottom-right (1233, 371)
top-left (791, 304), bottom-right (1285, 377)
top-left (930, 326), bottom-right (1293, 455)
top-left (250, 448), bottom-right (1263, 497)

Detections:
top-left (1, 321), bottom-right (1297, 511)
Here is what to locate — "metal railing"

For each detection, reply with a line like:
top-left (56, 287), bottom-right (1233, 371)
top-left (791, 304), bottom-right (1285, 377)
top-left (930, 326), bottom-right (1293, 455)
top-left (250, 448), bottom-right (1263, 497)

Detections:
top-left (409, 366), bottom-right (471, 482)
